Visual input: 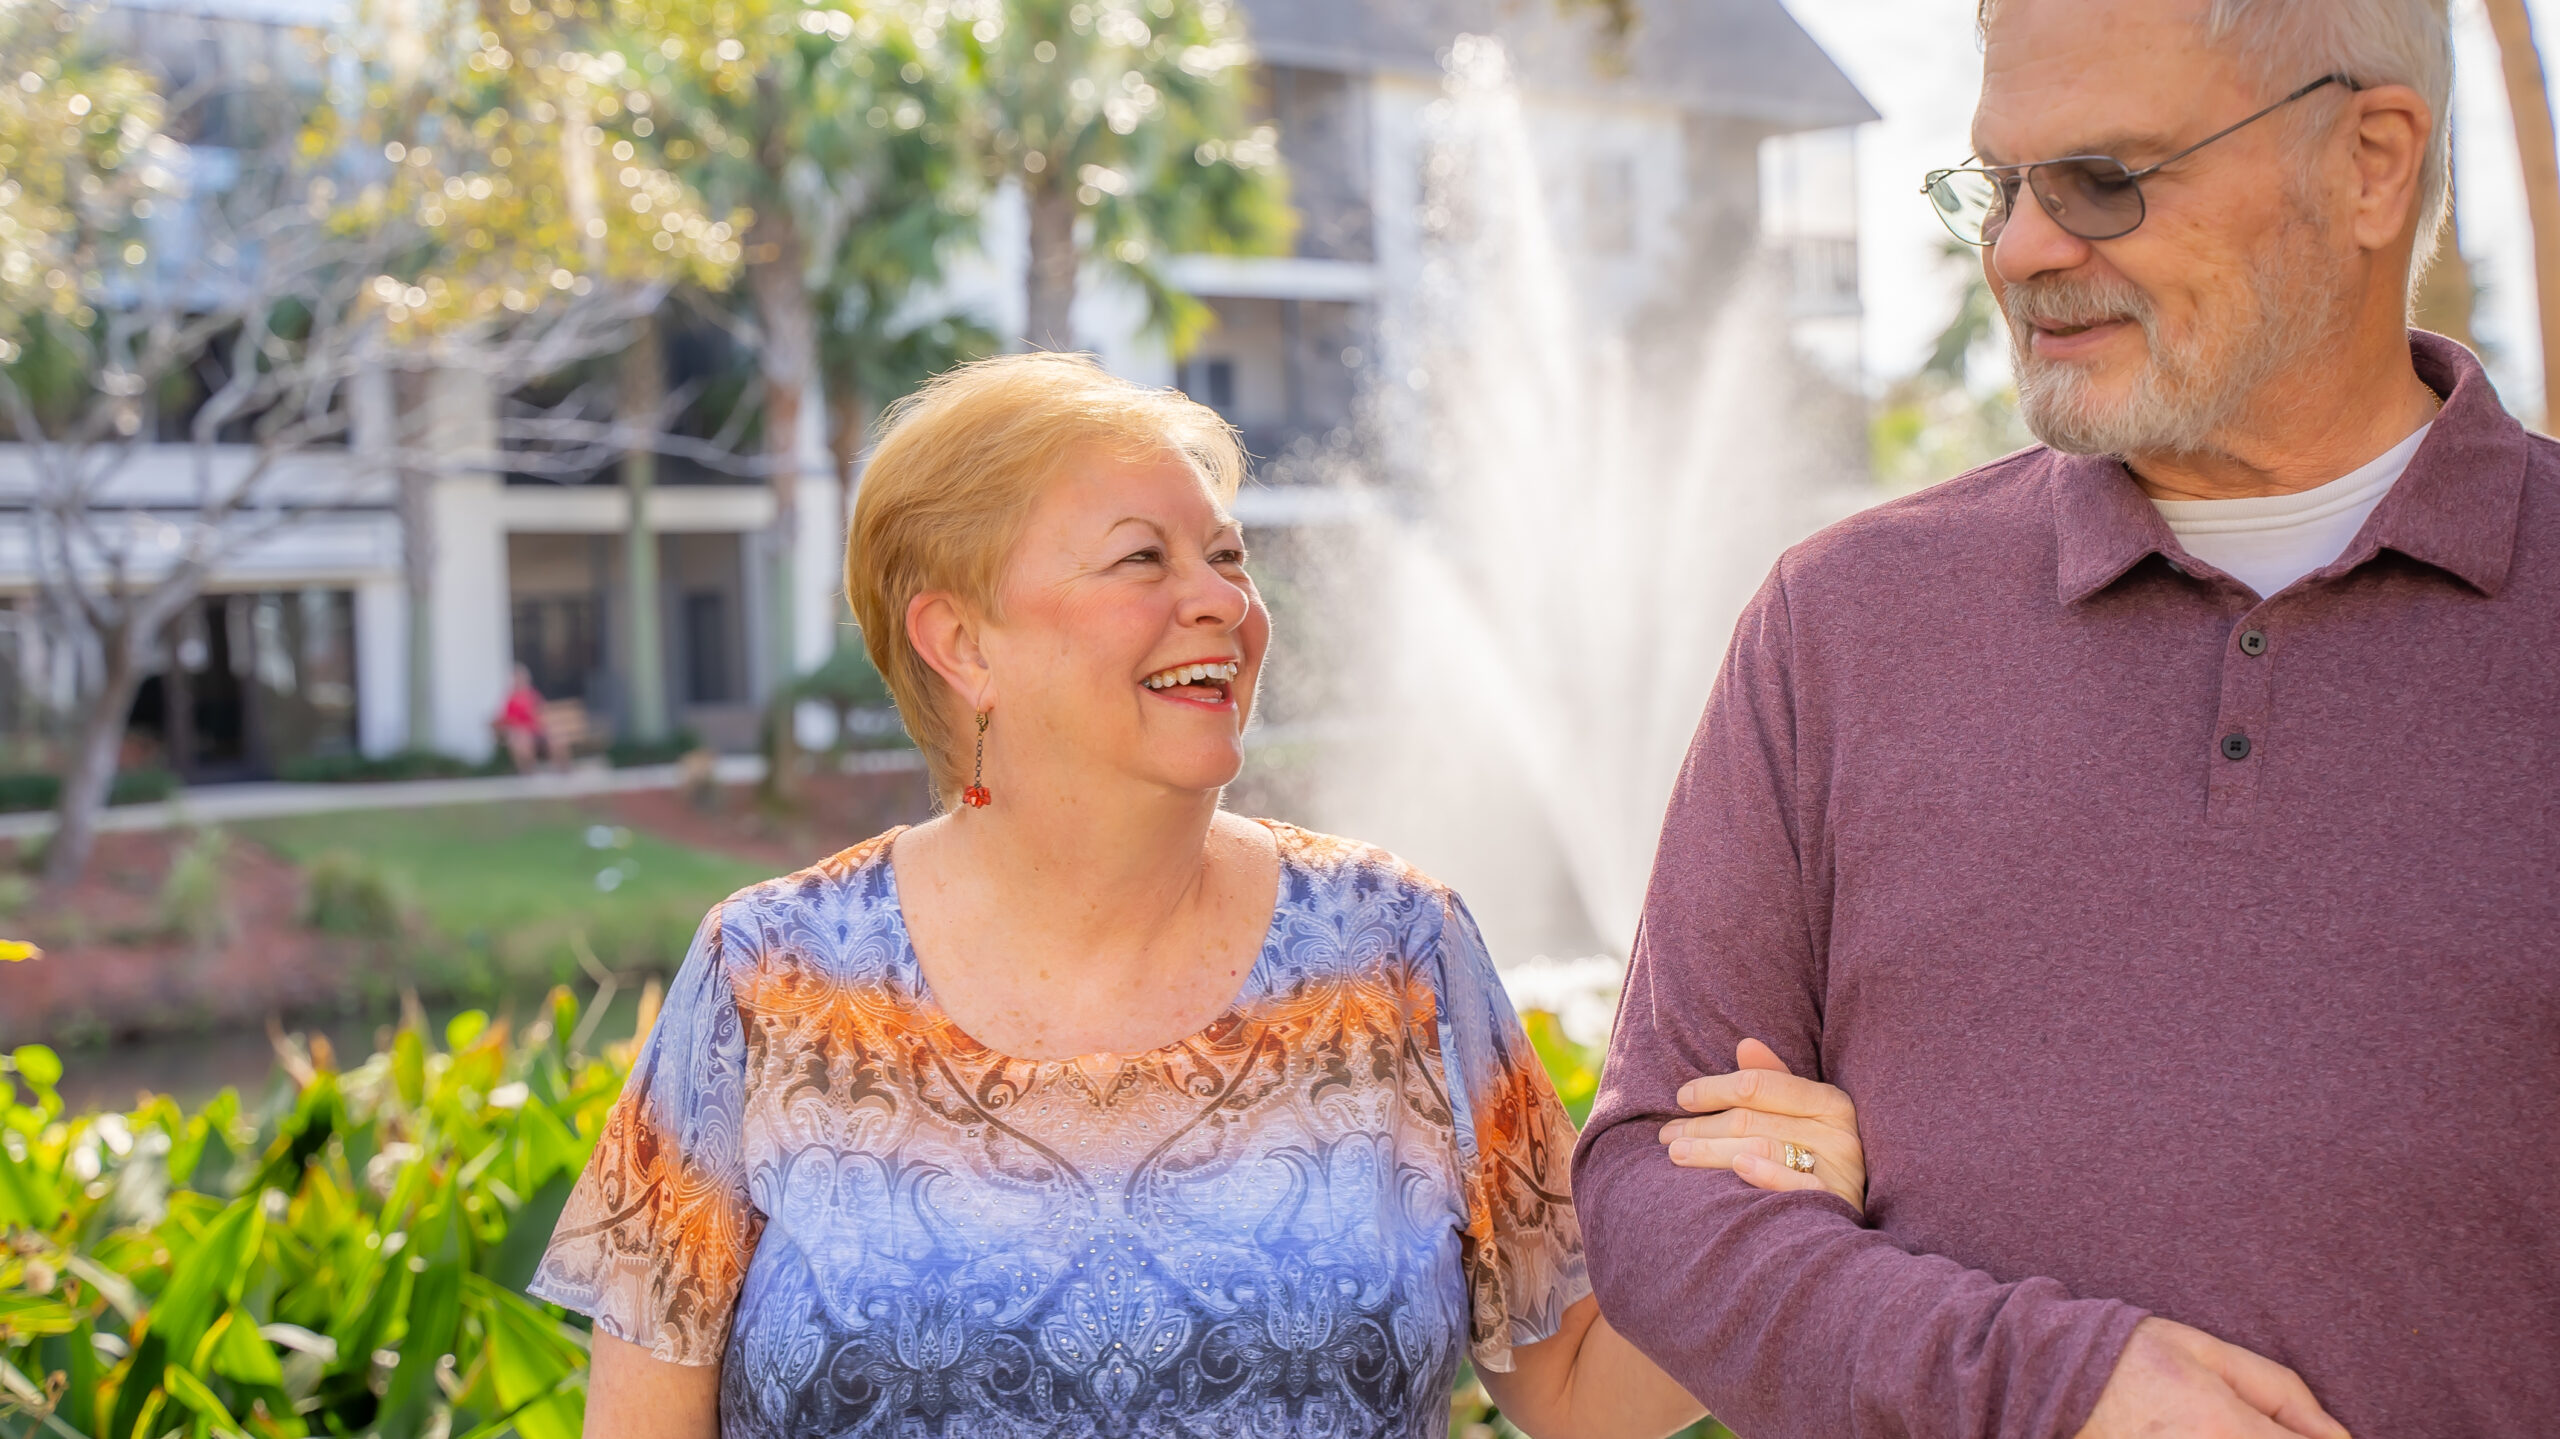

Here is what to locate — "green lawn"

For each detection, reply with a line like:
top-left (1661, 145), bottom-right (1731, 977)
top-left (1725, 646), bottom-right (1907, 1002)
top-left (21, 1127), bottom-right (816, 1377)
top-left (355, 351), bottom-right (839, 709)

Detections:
top-left (243, 801), bottom-right (774, 992)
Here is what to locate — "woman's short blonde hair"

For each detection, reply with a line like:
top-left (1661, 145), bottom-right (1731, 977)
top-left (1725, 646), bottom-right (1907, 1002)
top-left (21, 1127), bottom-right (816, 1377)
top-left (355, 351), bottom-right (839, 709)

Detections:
top-left (846, 351), bottom-right (1246, 797)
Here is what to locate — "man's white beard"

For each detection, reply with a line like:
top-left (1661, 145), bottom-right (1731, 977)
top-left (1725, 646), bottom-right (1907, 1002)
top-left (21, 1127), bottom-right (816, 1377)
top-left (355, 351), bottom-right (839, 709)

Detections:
top-left (2004, 221), bottom-right (2343, 459)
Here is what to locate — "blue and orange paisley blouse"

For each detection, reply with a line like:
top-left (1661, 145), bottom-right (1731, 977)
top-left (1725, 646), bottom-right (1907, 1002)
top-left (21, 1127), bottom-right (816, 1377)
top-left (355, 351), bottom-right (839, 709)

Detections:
top-left (530, 822), bottom-right (1588, 1439)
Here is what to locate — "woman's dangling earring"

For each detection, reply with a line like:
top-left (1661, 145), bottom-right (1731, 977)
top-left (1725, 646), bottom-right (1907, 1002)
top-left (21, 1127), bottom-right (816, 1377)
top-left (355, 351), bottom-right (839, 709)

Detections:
top-left (962, 710), bottom-right (992, 809)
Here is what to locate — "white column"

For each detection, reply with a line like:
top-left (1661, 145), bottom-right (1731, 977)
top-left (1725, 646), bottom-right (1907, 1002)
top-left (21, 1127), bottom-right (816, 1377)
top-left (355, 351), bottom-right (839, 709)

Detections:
top-left (793, 468), bottom-right (844, 748)
top-left (353, 577), bottom-right (406, 756)
top-left (738, 522), bottom-right (771, 704)
top-left (423, 369), bottom-right (510, 761)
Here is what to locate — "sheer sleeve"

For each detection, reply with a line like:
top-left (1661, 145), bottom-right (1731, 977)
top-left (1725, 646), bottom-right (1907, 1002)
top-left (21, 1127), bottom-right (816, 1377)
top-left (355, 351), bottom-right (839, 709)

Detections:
top-left (1431, 891), bottom-right (1591, 1373)
top-left (528, 903), bottom-right (763, 1364)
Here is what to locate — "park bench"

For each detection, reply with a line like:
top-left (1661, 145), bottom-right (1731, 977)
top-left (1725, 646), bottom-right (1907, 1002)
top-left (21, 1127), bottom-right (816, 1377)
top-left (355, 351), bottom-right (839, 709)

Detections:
top-left (538, 699), bottom-right (609, 764)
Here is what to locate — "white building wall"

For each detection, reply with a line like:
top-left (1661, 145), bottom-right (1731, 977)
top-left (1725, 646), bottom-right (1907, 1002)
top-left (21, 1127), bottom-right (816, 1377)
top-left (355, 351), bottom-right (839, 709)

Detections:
top-left (1359, 73), bottom-right (1694, 385)
top-left (914, 176), bottom-right (1174, 381)
top-left (1760, 126), bottom-right (1865, 385)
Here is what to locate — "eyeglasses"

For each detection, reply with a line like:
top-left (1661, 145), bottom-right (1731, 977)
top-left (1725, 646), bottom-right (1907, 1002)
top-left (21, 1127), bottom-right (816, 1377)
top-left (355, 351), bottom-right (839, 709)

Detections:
top-left (1922, 74), bottom-right (2357, 247)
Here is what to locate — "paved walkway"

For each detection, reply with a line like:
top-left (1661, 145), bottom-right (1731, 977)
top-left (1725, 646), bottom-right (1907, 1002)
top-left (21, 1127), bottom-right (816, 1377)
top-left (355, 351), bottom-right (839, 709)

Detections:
top-left (0, 748), bottom-right (928, 840)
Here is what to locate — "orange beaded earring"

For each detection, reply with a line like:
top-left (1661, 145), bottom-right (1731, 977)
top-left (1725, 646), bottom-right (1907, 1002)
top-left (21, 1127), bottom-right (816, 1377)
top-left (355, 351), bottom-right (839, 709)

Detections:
top-left (961, 710), bottom-right (992, 809)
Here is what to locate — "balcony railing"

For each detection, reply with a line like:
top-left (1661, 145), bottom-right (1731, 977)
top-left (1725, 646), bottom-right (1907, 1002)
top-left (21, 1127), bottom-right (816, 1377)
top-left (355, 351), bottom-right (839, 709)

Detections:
top-left (1783, 235), bottom-right (1861, 315)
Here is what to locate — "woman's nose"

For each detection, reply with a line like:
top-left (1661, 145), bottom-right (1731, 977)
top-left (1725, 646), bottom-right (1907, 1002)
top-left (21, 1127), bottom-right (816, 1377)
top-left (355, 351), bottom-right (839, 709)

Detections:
top-left (1177, 561), bottom-right (1250, 628)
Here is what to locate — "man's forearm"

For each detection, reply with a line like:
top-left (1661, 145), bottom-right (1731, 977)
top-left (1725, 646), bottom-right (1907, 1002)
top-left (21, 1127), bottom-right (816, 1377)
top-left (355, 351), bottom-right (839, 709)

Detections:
top-left (1575, 1120), bottom-right (2144, 1439)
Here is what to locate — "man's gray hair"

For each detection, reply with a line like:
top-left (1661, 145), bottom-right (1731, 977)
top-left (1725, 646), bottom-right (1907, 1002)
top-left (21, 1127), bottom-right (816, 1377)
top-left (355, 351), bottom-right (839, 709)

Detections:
top-left (1980, 0), bottom-right (2455, 274)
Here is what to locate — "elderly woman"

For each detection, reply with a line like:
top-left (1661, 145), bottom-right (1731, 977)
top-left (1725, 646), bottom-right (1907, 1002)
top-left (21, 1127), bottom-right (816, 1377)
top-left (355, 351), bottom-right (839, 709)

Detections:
top-left (531, 353), bottom-right (1867, 1439)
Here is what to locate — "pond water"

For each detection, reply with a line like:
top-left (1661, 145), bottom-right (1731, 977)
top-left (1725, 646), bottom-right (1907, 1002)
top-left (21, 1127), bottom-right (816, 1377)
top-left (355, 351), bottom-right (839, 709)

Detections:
top-left (45, 982), bottom-right (656, 1114)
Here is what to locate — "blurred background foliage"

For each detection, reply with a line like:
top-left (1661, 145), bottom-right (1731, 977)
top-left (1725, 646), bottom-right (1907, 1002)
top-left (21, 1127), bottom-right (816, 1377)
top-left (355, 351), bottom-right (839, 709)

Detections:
top-left (1867, 240), bottom-right (2033, 493)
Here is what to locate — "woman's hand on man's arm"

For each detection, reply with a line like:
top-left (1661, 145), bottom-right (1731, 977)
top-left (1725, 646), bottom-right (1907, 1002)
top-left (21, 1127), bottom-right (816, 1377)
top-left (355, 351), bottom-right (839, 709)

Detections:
top-left (1655, 1038), bottom-right (1867, 1212)
top-left (585, 1331), bottom-right (721, 1439)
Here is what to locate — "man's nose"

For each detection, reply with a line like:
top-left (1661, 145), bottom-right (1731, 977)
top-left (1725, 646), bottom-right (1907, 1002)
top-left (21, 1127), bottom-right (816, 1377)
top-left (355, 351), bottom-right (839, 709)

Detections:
top-left (1990, 178), bottom-right (2096, 284)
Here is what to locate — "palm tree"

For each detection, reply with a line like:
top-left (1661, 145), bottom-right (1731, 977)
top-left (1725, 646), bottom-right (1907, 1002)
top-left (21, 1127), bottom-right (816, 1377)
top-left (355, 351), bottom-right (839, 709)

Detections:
top-left (618, 312), bottom-right (671, 745)
top-left (968, 0), bottom-right (1291, 350)
top-left (605, 0), bottom-right (962, 767)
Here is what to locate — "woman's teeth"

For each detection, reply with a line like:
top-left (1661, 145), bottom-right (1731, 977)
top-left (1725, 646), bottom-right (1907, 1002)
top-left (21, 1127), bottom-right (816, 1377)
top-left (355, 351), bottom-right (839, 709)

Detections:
top-left (1142, 661), bottom-right (1240, 690)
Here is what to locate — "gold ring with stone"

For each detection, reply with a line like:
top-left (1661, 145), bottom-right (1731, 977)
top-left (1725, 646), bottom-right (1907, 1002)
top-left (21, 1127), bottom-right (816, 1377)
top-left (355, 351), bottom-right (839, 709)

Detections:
top-left (1782, 1143), bottom-right (1817, 1174)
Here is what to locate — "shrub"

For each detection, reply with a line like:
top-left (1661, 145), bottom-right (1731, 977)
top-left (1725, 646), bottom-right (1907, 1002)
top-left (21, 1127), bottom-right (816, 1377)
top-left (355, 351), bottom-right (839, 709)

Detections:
top-left (604, 727), bottom-right (702, 770)
top-left (792, 645), bottom-right (913, 753)
top-left (0, 769), bottom-right (179, 814)
top-left (300, 849), bottom-right (415, 941)
top-left (0, 992), bottom-right (1704, 1439)
top-left (0, 773), bottom-right (51, 812)
top-left (111, 769), bottom-right (179, 805)
top-left (793, 642), bottom-right (893, 710)
top-left (154, 828), bottom-right (232, 948)
top-left (274, 751), bottom-right (508, 784)
top-left (0, 996), bottom-right (630, 1439)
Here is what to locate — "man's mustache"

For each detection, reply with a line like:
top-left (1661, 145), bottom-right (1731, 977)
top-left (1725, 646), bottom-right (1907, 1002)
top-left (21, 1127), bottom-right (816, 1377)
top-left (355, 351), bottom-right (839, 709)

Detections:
top-left (2002, 276), bottom-right (2156, 338)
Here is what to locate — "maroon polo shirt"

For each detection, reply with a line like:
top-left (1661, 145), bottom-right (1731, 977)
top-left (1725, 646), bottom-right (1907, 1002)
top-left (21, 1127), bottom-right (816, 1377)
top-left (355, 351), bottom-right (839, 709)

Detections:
top-left (1574, 332), bottom-right (2560, 1438)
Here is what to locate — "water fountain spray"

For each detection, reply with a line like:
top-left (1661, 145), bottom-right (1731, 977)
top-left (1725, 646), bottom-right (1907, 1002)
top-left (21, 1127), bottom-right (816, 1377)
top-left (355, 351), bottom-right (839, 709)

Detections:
top-left (1287, 36), bottom-right (1869, 1032)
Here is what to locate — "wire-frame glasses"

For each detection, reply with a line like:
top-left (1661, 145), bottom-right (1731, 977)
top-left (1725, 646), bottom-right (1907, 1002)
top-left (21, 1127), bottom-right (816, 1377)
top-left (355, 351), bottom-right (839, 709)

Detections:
top-left (1922, 74), bottom-right (2357, 246)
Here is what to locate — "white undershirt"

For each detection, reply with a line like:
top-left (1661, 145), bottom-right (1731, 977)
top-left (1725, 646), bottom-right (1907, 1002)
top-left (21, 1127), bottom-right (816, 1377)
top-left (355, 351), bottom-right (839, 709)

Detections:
top-left (2149, 422), bottom-right (2433, 599)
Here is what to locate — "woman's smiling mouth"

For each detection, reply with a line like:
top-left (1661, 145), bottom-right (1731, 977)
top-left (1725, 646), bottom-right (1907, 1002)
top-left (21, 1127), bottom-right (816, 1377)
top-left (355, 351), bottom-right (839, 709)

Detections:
top-left (1141, 660), bottom-right (1240, 707)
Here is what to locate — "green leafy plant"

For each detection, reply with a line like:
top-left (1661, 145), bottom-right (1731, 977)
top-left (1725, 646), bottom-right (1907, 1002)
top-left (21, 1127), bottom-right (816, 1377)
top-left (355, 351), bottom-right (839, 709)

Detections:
top-left (602, 730), bottom-right (704, 772)
top-left (299, 851), bottom-right (416, 943)
top-left (0, 982), bottom-right (1712, 1439)
top-left (0, 996), bottom-right (639, 1439)
top-left (154, 831), bottom-right (232, 949)
top-left (0, 772), bottom-right (178, 816)
top-left (272, 753), bottom-right (511, 786)
top-left (792, 645), bottom-right (911, 755)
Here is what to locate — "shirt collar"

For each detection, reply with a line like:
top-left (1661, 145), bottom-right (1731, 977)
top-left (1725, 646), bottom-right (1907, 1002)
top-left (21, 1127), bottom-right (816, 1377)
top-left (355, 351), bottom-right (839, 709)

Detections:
top-left (2052, 330), bottom-right (2529, 605)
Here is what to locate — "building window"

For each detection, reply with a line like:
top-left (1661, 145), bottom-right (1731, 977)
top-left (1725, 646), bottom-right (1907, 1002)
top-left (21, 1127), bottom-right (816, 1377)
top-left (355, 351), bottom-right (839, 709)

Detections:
top-left (1179, 357), bottom-right (1237, 412)
top-left (1584, 153), bottom-right (1637, 255)
top-left (682, 591), bottom-right (732, 704)
top-left (511, 595), bottom-right (601, 703)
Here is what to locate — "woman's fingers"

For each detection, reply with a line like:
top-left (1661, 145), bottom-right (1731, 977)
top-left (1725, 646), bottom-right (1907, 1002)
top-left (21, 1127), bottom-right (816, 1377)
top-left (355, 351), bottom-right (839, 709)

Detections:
top-left (2201, 1333), bottom-right (2352, 1439)
top-left (1732, 1149), bottom-right (1832, 1195)
top-left (1668, 1038), bottom-right (1868, 1212)
top-left (1735, 1037), bottom-right (1788, 1074)
top-left (1667, 1135), bottom-right (1863, 1210)
top-left (1658, 1113), bottom-right (1851, 1177)
top-left (1675, 1065), bottom-right (1857, 1124)
top-left (1664, 1135), bottom-right (1787, 1169)
top-left (1657, 1107), bottom-right (1841, 1150)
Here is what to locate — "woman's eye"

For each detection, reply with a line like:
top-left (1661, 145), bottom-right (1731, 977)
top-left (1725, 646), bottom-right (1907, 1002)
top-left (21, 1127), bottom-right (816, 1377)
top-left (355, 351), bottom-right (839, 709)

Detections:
top-left (1120, 548), bottom-right (1164, 565)
top-left (1212, 549), bottom-right (1248, 566)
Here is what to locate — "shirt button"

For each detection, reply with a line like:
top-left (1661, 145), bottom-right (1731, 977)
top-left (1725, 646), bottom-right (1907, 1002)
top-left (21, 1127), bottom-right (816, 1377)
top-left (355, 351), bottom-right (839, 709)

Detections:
top-left (2239, 629), bottom-right (2269, 656)
top-left (2221, 733), bottom-right (2253, 761)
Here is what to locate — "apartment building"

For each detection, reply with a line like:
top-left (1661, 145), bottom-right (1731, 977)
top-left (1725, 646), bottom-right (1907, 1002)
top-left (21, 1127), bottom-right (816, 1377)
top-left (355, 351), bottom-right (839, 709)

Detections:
top-left (0, 0), bottom-right (1872, 777)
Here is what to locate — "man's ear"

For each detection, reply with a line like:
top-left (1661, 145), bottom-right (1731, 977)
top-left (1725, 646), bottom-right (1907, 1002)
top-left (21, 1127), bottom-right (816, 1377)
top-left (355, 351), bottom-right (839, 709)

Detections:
top-left (2347, 82), bottom-right (2430, 254)
top-left (906, 590), bottom-right (994, 713)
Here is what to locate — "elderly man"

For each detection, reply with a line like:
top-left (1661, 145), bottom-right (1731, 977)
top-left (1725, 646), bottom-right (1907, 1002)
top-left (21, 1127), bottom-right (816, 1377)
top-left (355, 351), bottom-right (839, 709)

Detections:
top-left (1575, 1), bottom-right (2558, 1436)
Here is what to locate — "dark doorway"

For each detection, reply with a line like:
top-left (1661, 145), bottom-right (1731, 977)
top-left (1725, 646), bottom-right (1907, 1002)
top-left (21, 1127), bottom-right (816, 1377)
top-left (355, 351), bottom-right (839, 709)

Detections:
top-left (511, 594), bottom-right (603, 703)
top-left (127, 590), bottom-right (360, 782)
top-left (681, 591), bottom-right (731, 704)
